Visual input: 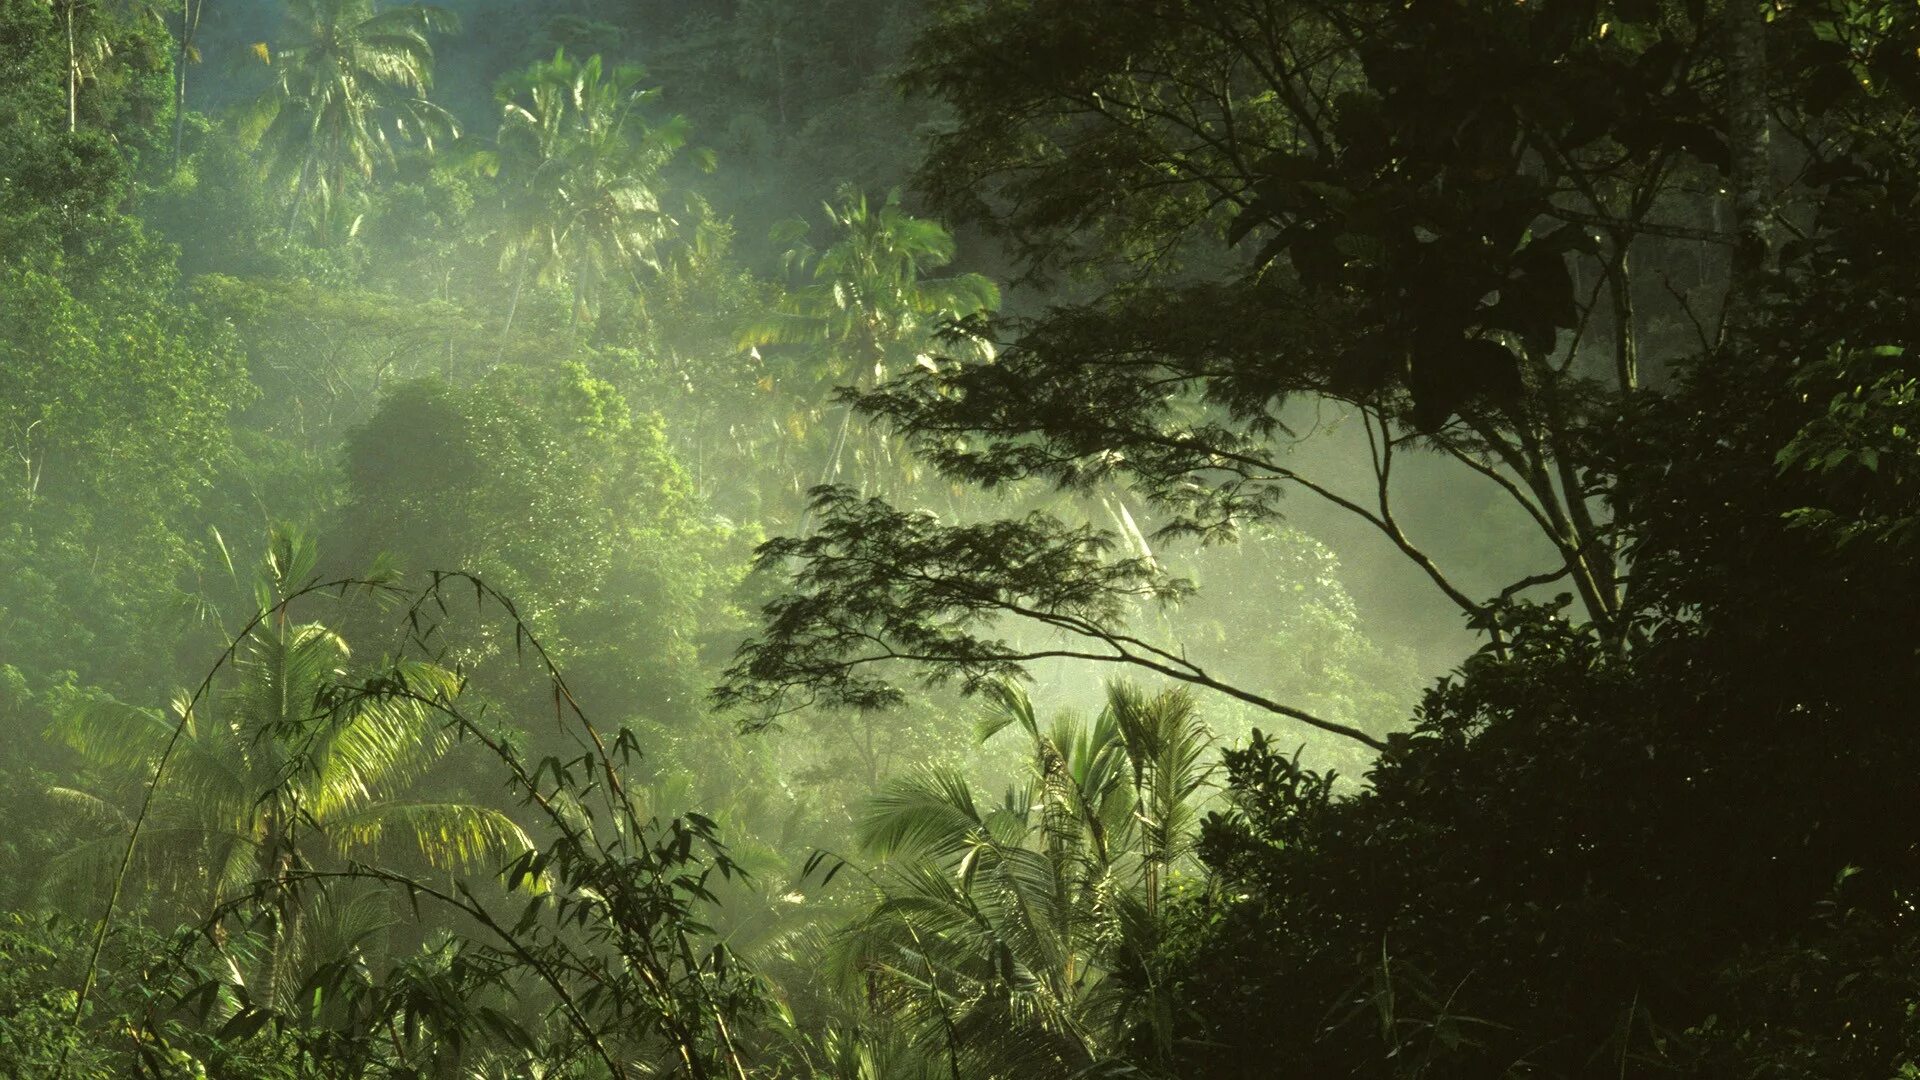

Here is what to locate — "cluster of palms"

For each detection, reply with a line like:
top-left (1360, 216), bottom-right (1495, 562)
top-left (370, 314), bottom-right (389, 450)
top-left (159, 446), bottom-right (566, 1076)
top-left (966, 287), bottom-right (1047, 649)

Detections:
top-left (242, 0), bottom-right (695, 322)
top-left (484, 49), bottom-right (700, 331)
top-left (780, 680), bottom-right (1215, 1079)
top-left (226, 1), bottom-right (1009, 530)
top-left (45, 530), bottom-right (528, 1014)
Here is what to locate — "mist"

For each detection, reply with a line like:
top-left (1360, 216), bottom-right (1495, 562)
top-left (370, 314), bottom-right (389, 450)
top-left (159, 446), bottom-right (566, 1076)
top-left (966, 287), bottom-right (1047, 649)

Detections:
top-left (3, 1), bottom-right (1917, 1076)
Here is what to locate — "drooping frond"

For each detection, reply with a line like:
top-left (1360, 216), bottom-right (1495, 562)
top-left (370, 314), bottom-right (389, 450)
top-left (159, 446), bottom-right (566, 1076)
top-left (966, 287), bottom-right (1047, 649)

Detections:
top-left (857, 765), bottom-right (985, 862)
top-left (37, 826), bottom-right (241, 911)
top-left (268, 880), bottom-right (399, 1014)
top-left (975, 678), bottom-right (1040, 745)
top-left (322, 801), bottom-right (532, 872)
top-left (50, 695), bottom-right (179, 772)
top-left (234, 622), bottom-right (349, 742)
top-left (305, 679), bottom-right (458, 820)
top-left (248, 0), bottom-right (458, 228)
top-left (44, 786), bottom-right (132, 830)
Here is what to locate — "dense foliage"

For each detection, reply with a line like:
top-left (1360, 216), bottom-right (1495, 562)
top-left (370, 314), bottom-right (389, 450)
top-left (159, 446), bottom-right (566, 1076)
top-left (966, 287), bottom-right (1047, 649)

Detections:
top-left (2, 1), bottom-right (1918, 1077)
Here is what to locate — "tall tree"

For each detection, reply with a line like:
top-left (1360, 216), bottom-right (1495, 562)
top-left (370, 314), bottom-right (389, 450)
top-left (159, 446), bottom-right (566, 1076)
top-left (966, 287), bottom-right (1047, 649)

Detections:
top-left (1722, 0), bottom-right (1772, 335)
top-left (484, 49), bottom-right (700, 334)
top-left (741, 186), bottom-right (998, 526)
top-left (171, 0), bottom-right (209, 169)
top-left (239, 0), bottom-right (457, 235)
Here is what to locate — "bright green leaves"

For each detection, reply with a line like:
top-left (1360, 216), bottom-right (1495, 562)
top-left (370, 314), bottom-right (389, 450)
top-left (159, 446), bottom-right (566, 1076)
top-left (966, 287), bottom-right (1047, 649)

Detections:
top-left (0, 251), bottom-right (248, 693)
top-left (44, 535), bottom-right (531, 937)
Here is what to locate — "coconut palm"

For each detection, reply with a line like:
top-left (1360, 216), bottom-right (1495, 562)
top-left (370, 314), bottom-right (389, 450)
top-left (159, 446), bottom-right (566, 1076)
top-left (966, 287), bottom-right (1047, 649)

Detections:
top-left (827, 681), bottom-right (1214, 1078)
top-left (45, 529), bottom-right (530, 1007)
top-left (239, 0), bottom-right (458, 235)
top-left (742, 187), bottom-right (1000, 520)
top-left (482, 49), bottom-right (698, 334)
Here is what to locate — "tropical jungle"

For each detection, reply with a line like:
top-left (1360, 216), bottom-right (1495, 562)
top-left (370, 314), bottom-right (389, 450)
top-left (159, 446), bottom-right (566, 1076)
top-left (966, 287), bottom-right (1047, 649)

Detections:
top-left (1, 0), bottom-right (1918, 1077)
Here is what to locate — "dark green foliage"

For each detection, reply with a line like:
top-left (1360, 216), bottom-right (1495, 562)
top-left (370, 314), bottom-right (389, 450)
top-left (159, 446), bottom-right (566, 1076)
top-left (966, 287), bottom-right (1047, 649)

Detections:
top-left (0, 0), bottom-right (175, 196)
top-left (0, 916), bottom-right (166, 1079)
top-left (1169, 541), bottom-right (1920, 1075)
top-left (719, 490), bottom-right (1187, 715)
top-left (733, 0), bottom-right (1787, 721)
top-left (907, 0), bottom-right (1718, 409)
top-left (1145, 93), bottom-right (1920, 1074)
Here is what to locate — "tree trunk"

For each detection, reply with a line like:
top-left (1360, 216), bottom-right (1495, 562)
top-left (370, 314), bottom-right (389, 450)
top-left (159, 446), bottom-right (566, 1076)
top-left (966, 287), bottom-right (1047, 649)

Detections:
top-left (773, 28), bottom-right (788, 133)
top-left (171, 57), bottom-right (187, 168)
top-left (442, 265), bottom-right (456, 376)
top-left (821, 402), bottom-right (855, 484)
top-left (268, 895), bottom-right (303, 1010)
top-left (65, 2), bottom-right (78, 134)
top-left (285, 150), bottom-right (318, 237)
top-left (1722, 0), bottom-right (1771, 339)
top-left (172, 1), bottom-right (205, 171)
top-left (859, 712), bottom-right (879, 791)
top-left (258, 818), bottom-right (301, 1011)
top-left (500, 251), bottom-right (529, 346)
top-left (569, 248), bottom-right (593, 332)
top-left (1606, 233), bottom-right (1638, 391)
top-left (1102, 489), bottom-right (1157, 567)
top-left (795, 401), bottom-right (856, 537)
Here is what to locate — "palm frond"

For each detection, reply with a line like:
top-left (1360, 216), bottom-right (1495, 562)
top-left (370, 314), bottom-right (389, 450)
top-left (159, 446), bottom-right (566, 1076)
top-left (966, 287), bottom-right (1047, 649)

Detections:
top-left (844, 679), bottom-right (1221, 1072)
top-left (857, 765), bottom-right (985, 861)
top-left (322, 801), bottom-right (532, 871)
top-left (976, 678), bottom-right (1040, 745)
top-left (45, 786), bottom-right (132, 830)
top-left (48, 694), bottom-right (177, 772)
top-left (307, 686), bottom-right (457, 819)
top-left (1105, 681), bottom-right (1214, 870)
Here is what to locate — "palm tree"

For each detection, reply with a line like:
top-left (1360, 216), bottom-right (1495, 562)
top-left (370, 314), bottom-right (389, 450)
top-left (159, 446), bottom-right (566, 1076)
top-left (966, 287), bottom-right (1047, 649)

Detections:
top-left (482, 50), bottom-right (698, 334)
top-left (239, 0), bottom-right (458, 235)
top-left (828, 681), bottom-right (1214, 1078)
top-left (741, 187), bottom-right (1000, 524)
top-left (46, 529), bottom-right (530, 1008)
